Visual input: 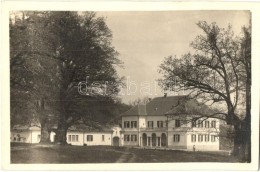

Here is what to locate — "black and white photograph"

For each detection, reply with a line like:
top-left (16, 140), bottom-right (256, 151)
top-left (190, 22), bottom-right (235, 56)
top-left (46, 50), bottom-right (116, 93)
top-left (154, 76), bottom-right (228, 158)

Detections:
top-left (2, 1), bottom-right (259, 171)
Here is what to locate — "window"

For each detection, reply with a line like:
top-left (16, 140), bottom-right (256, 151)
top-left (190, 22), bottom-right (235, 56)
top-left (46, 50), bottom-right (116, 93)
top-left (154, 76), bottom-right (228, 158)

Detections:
top-left (148, 121), bottom-right (154, 128)
top-left (72, 135), bottom-right (75, 142)
top-left (175, 120), bottom-right (181, 127)
top-left (124, 135), bottom-right (130, 141)
top-left (102, 135), bottom-right (105, 141)
top-left (205, 134), bottom-right (209, 142)
top-left (198, 120), bottom-right (203, 128)
top-left (192, 118), bottom-right (196, 127)
top-left (198, 134), bottom-right (203, 142)
top-left (87, 135), bottom-right (93, 142)
top-left (157, 121), bottom-right (163, 128)
top-left (173, 134), bottom-right (180, 142)
top-left (68, 135), bottom-right (79, 142)
top-left (211, 121), bottom-right (216, 128)
top-left (37, 134), bottom-right (41, 142)
top-left (124, 121), bottom-right (130, 128)
top-left (205, 121), bottom-right (210, 128)
top-left (131, 121), bottom-right (137, 128)
top-left (17, 134), bottom-right (21, 141)
top-left (131, 135), bottom-right (137, 141)
top-left (211, 135), bottom-right (216, 142)
top-left (191, 134), bottom-right (196, 142)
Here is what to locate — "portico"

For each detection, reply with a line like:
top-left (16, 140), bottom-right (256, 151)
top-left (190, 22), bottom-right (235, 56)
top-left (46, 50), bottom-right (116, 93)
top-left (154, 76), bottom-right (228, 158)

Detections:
top-left (140, 132), bottom-right (167, 147)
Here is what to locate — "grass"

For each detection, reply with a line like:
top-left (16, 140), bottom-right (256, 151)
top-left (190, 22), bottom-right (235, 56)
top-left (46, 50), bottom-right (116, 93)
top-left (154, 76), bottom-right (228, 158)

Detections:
top-left (11, 143), bottom-right (238, 163)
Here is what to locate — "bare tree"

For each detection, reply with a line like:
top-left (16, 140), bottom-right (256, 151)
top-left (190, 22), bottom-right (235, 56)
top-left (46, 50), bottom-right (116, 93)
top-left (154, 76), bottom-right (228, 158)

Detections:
top-left (129, 96), bottom-right (150, 106)
top-left (159, 21), bottom-right (251, 162)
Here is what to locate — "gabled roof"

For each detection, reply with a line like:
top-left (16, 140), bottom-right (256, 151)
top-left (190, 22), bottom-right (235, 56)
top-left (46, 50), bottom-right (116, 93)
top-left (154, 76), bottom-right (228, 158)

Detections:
top-left (146, 95), bottom-right (187, 116)
top-left (121, 95), bottom-right (218, 117)
top-left (11, 125), bottom-right (41, 131)
top-left (68, 124), bottom-right (113, 132)
top-left (120, 104), bottom-right (147, 116)
top-left (165, 98), bottom-right (211, 116)
top-left (121, 95), bottom-right (188, 116)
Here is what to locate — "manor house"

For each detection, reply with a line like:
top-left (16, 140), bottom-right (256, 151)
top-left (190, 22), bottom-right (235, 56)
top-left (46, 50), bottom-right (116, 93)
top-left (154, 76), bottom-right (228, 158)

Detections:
top-left (120, 95), bottom-right (220, 151)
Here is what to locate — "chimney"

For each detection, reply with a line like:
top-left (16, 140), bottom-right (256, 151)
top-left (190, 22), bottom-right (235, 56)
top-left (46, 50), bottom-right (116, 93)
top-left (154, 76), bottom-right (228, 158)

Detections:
top-left (164, 93), bottom-right (167, 98)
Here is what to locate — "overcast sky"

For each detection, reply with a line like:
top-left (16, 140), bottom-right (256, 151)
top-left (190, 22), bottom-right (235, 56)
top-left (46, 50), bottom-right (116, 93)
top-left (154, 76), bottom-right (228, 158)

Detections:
top-left (97, 11), bottom-right (250, 104)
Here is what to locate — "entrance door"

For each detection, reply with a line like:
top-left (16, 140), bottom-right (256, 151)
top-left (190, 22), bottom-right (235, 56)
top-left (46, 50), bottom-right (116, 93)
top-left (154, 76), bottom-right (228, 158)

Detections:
top-left (152, 133), bottom-right (156, 146)
top-left (113, 136), bottom-right (119, 146)
top-left (142, 133), bottom-right (147, 146)
top-left (161, 133), bottom-right (167, 146)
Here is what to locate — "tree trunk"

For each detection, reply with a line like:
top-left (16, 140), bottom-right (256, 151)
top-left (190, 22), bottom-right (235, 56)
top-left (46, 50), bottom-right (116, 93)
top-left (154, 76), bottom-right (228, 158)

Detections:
top-left (39, 122), bottom-right (51, 143)
top-left (243, 116), bottom-right (251, 162)
top-left (38, 98), bottom-right (51, 144)
top-left (245, 134), bottom-right (251, 162)
top-left (233, 124), bottom-right (250, 162)
top-left (55, 122), bottom-right (68, 145)
top-left (233, 126), bottom-right (242, 158)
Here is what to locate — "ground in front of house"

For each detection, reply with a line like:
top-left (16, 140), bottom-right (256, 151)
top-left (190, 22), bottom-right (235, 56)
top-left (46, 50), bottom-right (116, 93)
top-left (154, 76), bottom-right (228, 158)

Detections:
top-left (11, 143), bottom-right (238, 163)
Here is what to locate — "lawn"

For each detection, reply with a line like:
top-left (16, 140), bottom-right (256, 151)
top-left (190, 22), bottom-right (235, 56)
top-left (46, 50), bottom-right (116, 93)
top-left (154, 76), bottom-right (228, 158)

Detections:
top-left (11, 143), bottom-right (238, 163)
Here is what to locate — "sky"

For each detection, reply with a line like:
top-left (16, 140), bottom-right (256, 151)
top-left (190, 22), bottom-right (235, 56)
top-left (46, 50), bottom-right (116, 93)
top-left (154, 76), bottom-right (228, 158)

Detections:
top-left (96, 11), bottom-right (250, 104)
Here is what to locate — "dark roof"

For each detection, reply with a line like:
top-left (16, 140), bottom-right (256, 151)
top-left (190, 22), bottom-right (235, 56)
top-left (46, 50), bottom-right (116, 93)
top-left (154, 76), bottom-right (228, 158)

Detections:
top-left (121, 95), bottom-right (189, 116)
top-left (147, 95), bottom-right (187, 116)
top-left (120, 104), bottom-right (147, 116)
top-left (11, 125), bottom-right (41, 131)
top-left (68, 124), bottom-right (113, 132)
top-left (121, 95), bottom-right (217, 117)
top-left (165, 99), bottom-right (212, 116)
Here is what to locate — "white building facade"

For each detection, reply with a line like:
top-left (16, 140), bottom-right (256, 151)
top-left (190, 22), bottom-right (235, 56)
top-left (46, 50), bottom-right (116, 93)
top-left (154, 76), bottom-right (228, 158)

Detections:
top-left (11, 126), bottom-right (41, 143)
top-left (11, 125), bottom-right (121, 146)
top-left (120, 95), bottom-right (220, 151)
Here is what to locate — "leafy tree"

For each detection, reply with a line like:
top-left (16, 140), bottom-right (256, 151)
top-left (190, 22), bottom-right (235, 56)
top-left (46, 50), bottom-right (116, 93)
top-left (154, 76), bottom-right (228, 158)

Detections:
top-left (159, 21), bottom-right (251, 161)
top-left (10, 12), bottom-right (61, 143)
top-left (43, 12), bottom-right (123, 144)
top-left (10, 11), bottom-right (124, 144)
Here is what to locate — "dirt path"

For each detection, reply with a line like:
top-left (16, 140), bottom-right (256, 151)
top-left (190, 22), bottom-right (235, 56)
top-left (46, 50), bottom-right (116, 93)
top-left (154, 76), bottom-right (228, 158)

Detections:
top-left (115, 147), bottom-right (136, 163)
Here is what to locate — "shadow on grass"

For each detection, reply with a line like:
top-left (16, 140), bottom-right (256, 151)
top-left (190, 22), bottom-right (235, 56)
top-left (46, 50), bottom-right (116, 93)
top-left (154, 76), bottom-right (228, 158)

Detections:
top-left (11, 143), bottom-right (238, 163)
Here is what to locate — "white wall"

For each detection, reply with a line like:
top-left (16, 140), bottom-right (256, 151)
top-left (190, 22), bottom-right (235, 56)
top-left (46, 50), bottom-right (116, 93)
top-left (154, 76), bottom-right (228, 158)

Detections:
top-left (139, 117), bottom-right (146, 128)
top-left (121, 131), bottom-right (139, 146)
top-left (145, 116), bottom-right (167, 128)
top-left (66, 131), bottom-right (84, 146)
top-left (11, 128), bottom-right (114, 146)
top-left (11, 130), bottom-right (32, 143)
top-left (31, 130), bottom-right (41, 143)
top-left (111, 127), bottom-right (122, 146)
top-left (11, 130), bottom-right (41, 143)
top-left (66, 132), bottom-right (113, 146)
top-left (112, 127), bottom-right (121, 138)
top-left (186, 132), bottom-right (219, 151)
top-left (167, 131), bottom-right (187, 149)
top-left (83, 133), bottom-right (112, 146)
top-left (168, 117), bottom-right (220, 129)
top-left (122, 116), bottom-right (139, 132)
top-left (50, 132), bottom-right (56, 142)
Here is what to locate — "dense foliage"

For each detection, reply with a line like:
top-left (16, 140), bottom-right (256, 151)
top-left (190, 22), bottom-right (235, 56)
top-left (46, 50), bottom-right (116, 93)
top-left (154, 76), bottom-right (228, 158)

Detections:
top-left (10, 11), bottom-right (125, 143)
